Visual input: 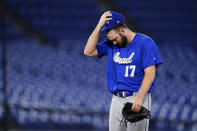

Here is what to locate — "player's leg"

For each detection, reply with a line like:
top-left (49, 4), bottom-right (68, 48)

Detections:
top-left (109, 95), bottom-right (127, 131)
top-left (126, 93), bottom-right (151, 131)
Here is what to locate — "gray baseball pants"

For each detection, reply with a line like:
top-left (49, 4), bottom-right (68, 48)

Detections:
top-left (109, 93), bottom-right (151, 131)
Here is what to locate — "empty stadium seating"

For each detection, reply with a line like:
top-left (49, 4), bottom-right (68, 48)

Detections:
top-left (113, 0), bottom-right (197, 45)
top-left (1, 37), bottom-right (196, 130)
top-left (4, 0), bottom-right (102, 41)
top-left (0, 0), bottom-right (197, 130)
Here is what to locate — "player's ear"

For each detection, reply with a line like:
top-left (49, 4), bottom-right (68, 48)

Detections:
top-left (119, 28), bottom-right (126, 35)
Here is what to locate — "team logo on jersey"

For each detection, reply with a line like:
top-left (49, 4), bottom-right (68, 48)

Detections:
top-left (113, 52), bottom-right (135, 64)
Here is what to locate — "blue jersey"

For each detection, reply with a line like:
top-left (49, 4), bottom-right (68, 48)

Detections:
top-left (96, 33), bottom-right (162, 93)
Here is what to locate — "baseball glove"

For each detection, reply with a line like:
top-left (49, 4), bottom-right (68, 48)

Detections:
top-left (122, 102), bottom-right (151, 123)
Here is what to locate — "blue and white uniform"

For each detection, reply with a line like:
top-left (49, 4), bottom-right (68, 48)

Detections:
top-left (96, 33), bottom-right (162, 131)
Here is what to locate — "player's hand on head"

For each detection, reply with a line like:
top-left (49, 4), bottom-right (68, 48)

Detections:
top-left (97, 11), bottom-right (112, 29)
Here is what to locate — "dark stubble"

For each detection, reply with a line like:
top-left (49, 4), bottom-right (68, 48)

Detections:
top-left (118, 33), bottom-right (129, 48)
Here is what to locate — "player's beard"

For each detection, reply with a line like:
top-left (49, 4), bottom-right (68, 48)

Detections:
top-left (117, 33), bottom-right (128, 48)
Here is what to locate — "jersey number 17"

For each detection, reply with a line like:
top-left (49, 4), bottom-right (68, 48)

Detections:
top-left (125, 65), bottom-right (136, 77)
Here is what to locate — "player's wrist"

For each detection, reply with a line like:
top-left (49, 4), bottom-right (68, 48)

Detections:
top-left (96, 24), bottom-right (102, 30)
top-left (136, 93), bottom-right (144, 101)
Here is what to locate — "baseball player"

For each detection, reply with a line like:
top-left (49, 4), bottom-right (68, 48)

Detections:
top-left (84, 11), bottom-right (162, 131)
